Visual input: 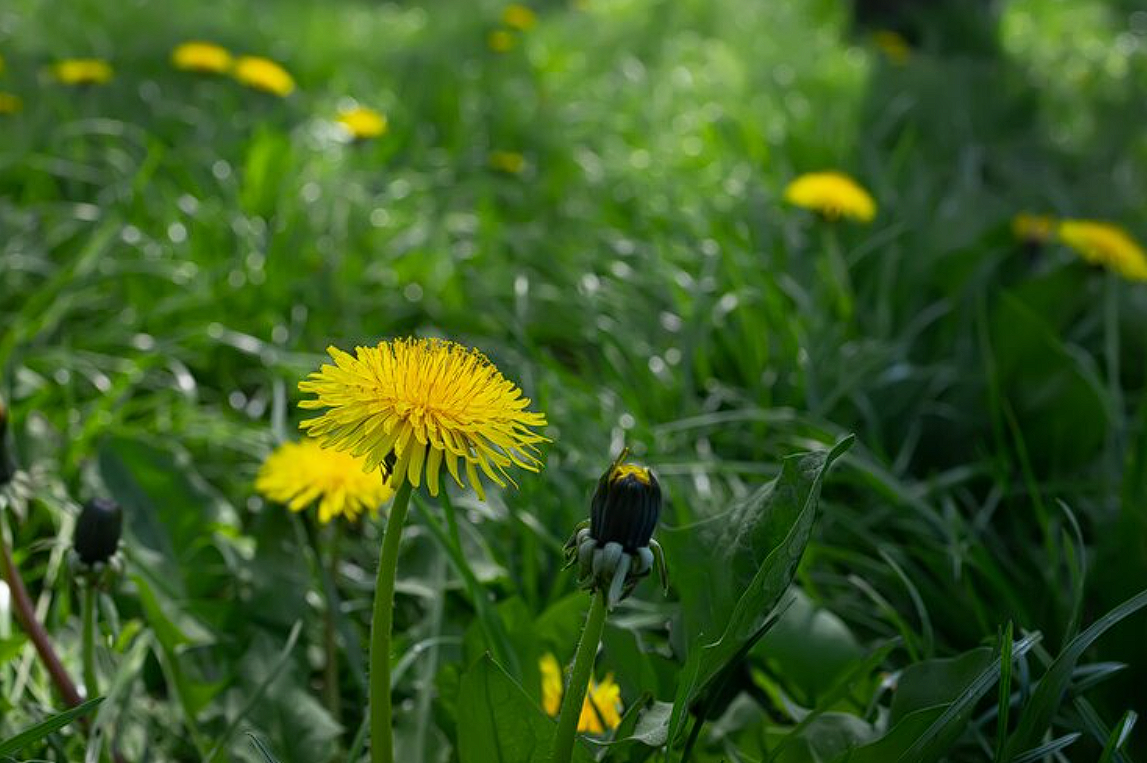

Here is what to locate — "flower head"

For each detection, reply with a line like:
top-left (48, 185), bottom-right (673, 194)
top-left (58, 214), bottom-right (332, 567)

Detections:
top-left (256, 439), bottom-right (393, 523)
top-left (298, 338), bottom-right (548, 500)
top-left (1012, 213), bottom-right (1056, 246)
top-left (873, 30), bottom-right (911, 65)
top-left (337, 106), bottom-right (388, 140)
top-left (1057, 220), bottom-right (1147, 282)
top-left (0, 92), bottom-right (21, 115)
top-left (590, 454), bottom-right (661, 552)
top-left (172, 41), bottom-right (233, 74)
top-left (488, 29), bottom-right (516, 53)
top-left (489, 150), bottom-right (526, 174)
top-left (503, 4), bottom-right (538, 30)
top-left (51, 59), bottom-right (113, 86)
top-left (540, 653), bottom-right (623, 734)
top-left (233, 55), bottom-right (295, 96)
top-left (784, 171), bottom-right (876, 223)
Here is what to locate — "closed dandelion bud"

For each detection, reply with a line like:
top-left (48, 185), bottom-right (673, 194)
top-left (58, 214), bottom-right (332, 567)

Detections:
top-left (0, 397), bottom-right (13, 486)
top-left (73, 498), bottom-right (123, 565)
top-left (590, 458), bottom-right (661, 552)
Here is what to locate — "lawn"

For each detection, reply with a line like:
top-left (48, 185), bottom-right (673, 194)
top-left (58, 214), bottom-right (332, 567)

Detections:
top-left (2, 0), bottom-right (1147, 761)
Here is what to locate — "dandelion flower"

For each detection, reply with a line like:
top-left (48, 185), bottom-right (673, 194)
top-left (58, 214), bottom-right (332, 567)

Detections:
top-left (488, 29), bottom-right (516, 53)
top-left (172, 41), bottom-right (233, 74)
top-left (1057, 220), bottom-right (1147, 282)
top-left (1012, 213), bottom-right (1055, 246)
top-left (337, 106), bottom-right (388, 140)
top-left (256, 439), bottom-right (393, 523)
top-left (783, 171), bottom-right (877, 223)
top-left (489, 150), bottom-right (526, 174)
top-left (540, 653), bottom-right (623, 734)
top-left (51, 58), bottom-right (113, 86)
top-left (503, 4), bottom-right (538, 31)
top-left (298, 338), bottom-right (548, 500)
top-left (0, 92), bottom-right (21, 115)
top-left (233, 55), bottom-right (295, 96)
top-left (873, 30), bottom-right (911, 65)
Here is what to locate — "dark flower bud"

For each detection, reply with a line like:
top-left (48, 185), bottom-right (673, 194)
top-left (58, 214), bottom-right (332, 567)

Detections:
top-left (0, 397), bottom-right (13, 486)
top-left (74, 498), bottom-right (123, 565)
top-left (590, 453), bottom-right (661, 552)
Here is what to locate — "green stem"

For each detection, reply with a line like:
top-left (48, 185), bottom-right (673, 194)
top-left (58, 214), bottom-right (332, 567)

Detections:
top-left (370, 480), bottom-right (413, 763)
top-left (321, 524), bottom-right (342, 727)
top-left (550, 590), bottom-right (608, 763)
top-left (81, 582), bottom-right (98, 701)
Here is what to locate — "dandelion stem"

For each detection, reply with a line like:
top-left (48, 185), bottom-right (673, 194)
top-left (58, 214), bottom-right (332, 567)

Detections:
top-left (81, 582), bottom-right (99, 700)
top-left (550, 589), bottom-right (608, 763)
top-left (369, 480), bottom-right (413, 763)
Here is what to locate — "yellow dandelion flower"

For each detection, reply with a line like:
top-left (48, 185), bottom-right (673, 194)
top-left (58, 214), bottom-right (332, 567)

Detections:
top-left (503, 4), bottom-right (538, 31)
top-left (872, 30), bottom-right (911, 65)
top-left (256, 439), bottom-right (393, 523)
top-left (298, 338), bottom-right (548, 500)
top-left (489, 150), bottom-right (526, 174)
top-left (488, 29), bottom-right (516, 53)
top-left (1057, 220), bottom-right (1147, 282)
top-left (1012, 213), bottom-right (1056, 245)
top-left (0, 92), bottom-right (21, 115)
top-left (337, 106), bottom-right (388, 140)
top-left (783, 171), bottom-right (877, 223)
top-left (51, 58), bottom-right (113, 86)
top-left (539, 654), bottom-right (624, 734)
top-left (172, 41), bottom-right (233, 74)
top-left (233, 55), bottom-right (295, 97)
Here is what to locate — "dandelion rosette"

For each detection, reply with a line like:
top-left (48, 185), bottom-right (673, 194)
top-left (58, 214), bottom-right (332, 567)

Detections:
top-left (51, 59), bottom-right (114, 86)
top-left (298, 338), bottom-right (548, 500)
top-left (1056, 219), bottom-right (1147, 282)
top-left (172, 41), bottom-right (233, 74)
top-left (256, 439), bottom-right (393, 523)
top-left (540, 653), bottom-right (623, 734)
top-left (233, 55), bottom-right (295, 96)
top-left (784, 171), bottom-right (877, 223)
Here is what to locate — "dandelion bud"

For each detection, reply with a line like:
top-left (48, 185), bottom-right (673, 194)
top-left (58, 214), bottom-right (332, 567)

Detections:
top-left (0, 396), bottom-right (14, 486)
top-left (73, 498), bottom-right (122, 566)
top-left (590, 458), bottom-right (661, 552)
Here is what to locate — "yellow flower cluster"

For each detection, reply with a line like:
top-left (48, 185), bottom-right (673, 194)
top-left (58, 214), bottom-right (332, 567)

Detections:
top-left (540, 653), bottom-right (623, 734)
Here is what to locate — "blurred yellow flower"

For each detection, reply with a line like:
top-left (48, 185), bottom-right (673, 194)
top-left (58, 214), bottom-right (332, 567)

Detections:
top-left (1012, 213), bottom-right (1056, 245)
top-left (539, 654), bottom-right (623, 734)
top-left (489, 150), bottom-right (526, 174)
top-left (1057, 220), bottom-right (1147, 282)
top-left (51, 58), bottom-right (113, 86)
top-left (873, 30), bottom-right (911, 65)
top-left (503, 4), bottom-right (538, 31)
top-left (0, 92), bottom-right (21, 115)
top-left (172, 41), bottom-right (233, 74)
top-left (256, 439), bottom-right (393, 523)
top-left (298, 338), bottom-right (548, 500)
top-left (784, 171), bottom-right (876, 223)
top-left (233, 55), bottom-right (295, 96)
top-left (488, 29), bottom-right (516, 53)
top-left (337, 106), bottom-right (388, 140)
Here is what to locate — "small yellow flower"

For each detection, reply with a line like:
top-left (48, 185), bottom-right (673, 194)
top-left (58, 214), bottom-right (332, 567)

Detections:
top-left (172, 41), bottom-right (233, 74)
top-left (872, 30), bottom-right (911, 65)
top-left (256, 439), bottom-right (393, 523)
top-left (503, 4), bottom-right (538, 31)
top-left (1057, 220), bottom-right (1147, 282)
top-left (1012, 213), bottom-right (1056, 245)
top-left (0, 92), bottom-right (21, 115)
top-left (337, 106), bottom-right (388, 140)
top-left (298, 338), bottom-right (548, 500)
top-left (233, 55), bottom-right (295, 97)
top-left (539, 654), bottom-right (624, 734)
top-left (51, 58), bottom-right (114, 86)
top-left (489, 150), bottom-right (526, 174)
top-left (488, 29), bottom-right (516, 53)
top-left (783, 171), bottom-right (877, 223)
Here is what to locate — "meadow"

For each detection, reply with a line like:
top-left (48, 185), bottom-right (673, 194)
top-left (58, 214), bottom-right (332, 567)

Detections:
top-left (2, 0), bottom-right (1147, 761)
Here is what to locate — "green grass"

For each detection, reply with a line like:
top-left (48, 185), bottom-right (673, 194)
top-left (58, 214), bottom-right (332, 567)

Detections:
top-left (2, 0), bottom-right (1147, 760)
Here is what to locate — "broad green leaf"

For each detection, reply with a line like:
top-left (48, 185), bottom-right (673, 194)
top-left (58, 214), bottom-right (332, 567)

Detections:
top-left (889, 647), bottom-right (993, 725)
top-left (0, 696), bottom-right (104, 756)
top-left (758, 587), bottom-right (864, 701)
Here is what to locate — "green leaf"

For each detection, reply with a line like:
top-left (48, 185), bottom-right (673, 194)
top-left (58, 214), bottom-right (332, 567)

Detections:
top-left (665, 438), bottom-right (854, 744)
top-left (456, 654), bottom-right (593, 763)
top-left (1003, 588), bottom-right (1147, 761)
top-left (0, 696), bottom-right (104, 756)
top-left (889, 648), bottom-right (993, 725)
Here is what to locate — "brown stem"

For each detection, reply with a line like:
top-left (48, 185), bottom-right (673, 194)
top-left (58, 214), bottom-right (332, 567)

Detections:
top-left (0, 531), bottom-right (84, 707)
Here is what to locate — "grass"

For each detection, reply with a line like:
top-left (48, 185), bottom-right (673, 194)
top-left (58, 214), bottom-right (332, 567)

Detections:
top-left (2, 0), bottom-right (1147, 760)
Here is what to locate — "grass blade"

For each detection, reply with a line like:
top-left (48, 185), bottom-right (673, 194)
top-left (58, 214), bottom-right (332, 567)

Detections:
top-left (0, 696), bottom-right (104, 756)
